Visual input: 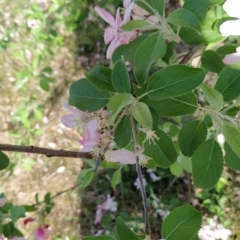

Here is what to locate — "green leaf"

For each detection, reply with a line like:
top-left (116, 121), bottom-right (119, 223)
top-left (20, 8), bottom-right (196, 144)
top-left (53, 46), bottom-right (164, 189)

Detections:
top-left (201, 83), bottom-right (223, 110)
top-left (82, 236), bottom-right (116, 240)
top-left (183, 0), bottom-right (224, 20)
top-left (121, 20), bottom-right (153, 31)
top-left (132, 102), bottom-right (152, 129)
top-left (139, 130), bottom-right (177, 168)
top-left (215, 63), bottom-right (240, 101)
top-left (68, 78), bottom-right (111, 112)
top-left (223, 123), bottom-right (240, 158)
top-left (170, 161), bottom-right (183, 177)
top-left (224, 142), bottom-right (240, 171)
top-left (82, 171), bottom-right (95, 189)
top-left (114, 115), bottom-right (132, 148)
top-left (116, 216), bottom-right (146, 240)
top-left (112, 59), bottom-right (131, 93)
top-left (178, 120), bottom-right (208, 157)
top-left (10, 205), bottom-right (25, 222)
top-left (142, 0), bottom-right (165, 16)
top-left (141, 92), bottom-right (197, 116)
top-left (166, 8), bottom-right (201, 33)
top-left (162, 42), bottom-right (176, 64)
top-left (179, 155), bottom-right (192, 173)
top-left (44, 192), bottom-right (51, 214)
top-left (85, 66), bottom-right (115, 92)
top-left (112, 35), bottom-right (147, 64)
top-left (40, 78), bottom-right (50, 91)
top-left (111, 168), bottom-right (122, 189)
top-left (0, 151), bottom-right (10, 170)
top-left (134, 32), bottom-right (166, 85)
top-left (162, 204), bottom-right (202, 240)
top-left (107, 93), bottom-right (131, 123)
top-left (201, 50), bottom-right (225, 73)
top-left (23, 205), bottom-right (38, 212)
top-left (147, 65), bottom-right (205, 101)
top-left (3, 222), bottom-right (15, 238)
top-left (216, 45), bottom-right (237, 58)
top-left (192, 139), bottom-right (223, 189)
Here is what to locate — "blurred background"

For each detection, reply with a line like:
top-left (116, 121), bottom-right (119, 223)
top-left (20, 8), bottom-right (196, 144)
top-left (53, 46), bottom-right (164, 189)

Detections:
top-left (0, 0), bottom-right (239, 239)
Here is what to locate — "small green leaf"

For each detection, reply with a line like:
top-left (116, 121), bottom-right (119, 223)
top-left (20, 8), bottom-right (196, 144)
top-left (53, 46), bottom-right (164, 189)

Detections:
top-left (86, 66), bottom-right (115, 92)
top-left (179, 155), bottom-right (192, 173)
top-left (170, 161), bottom-right (183, 177)
top-left (68, 78), bottom-right (111, 112)
top-left (82, 171), bottom-right (95, 189)
top-left (162, 204), bottom-right (202, 240)
top-left (224, 142), bottom-right (240, 171)
top-left (23, 205), bottom-right (38, 212)
top-left (112, 59), bottom-right (131, 93)
top-left (178, 120), bottom-right (208, 157)
top-left (192, 139), bottom-right (223, 189)
top-left (121, 20), bottom-right (153, 31)
top-left (132, 102), bottom-right (152, 129)
top-left (215, 63), bottom-right (240, 101)
top-left (201, 50), bottom-right (225, 73)
top-left (111, 168), bottom-right (122, 189)
top-left (114, 115), bottom-right (132, 148)
top-left (44, 193), bottom-right (51, 214)
top-left (116, 216), bottom-right (146, 240)
top-left (141, 92), bottom-right (197, 116)
top-left (10, 205), bottom-right (25, 222)
top-left (3, 222), bottom-right (15, 238)
top-left (216, 45), bottom-right (237, 58)
top-left (40, 79), bottom-right (50, 91)
top-left (107, 93), bottom-right (131, 123)
top-left (134, 32), bottom-right (166, 85)
top-left (141, 0), bottom-right (165, 16)
top-left (82, 236), bottom-right (116, 240)
top-left (201, 83), bottom-right (223, 110)
top-left (0, 151), bottom-right (10, 170)
top-left (223, 123), bottom-right (240, 158)
top-left (147, 65), bottom-right (205, 101)
top-left (166, 8), bottom-right (201, 33)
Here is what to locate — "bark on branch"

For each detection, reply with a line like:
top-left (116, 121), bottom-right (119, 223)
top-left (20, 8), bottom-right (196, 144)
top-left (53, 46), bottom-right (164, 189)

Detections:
top-left (0, 144), bottom-right (92, 159)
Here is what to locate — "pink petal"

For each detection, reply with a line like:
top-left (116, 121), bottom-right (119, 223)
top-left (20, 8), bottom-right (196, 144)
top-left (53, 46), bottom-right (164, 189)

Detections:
top-left (223, 0), bottom-right (240, 18)
top-left (104, 26), bottom-right (116, 44)
top-left (123, 0), bottom-right (132, 8)
top-left (105, 149), bottom-right (136, 164)
top-left (121, 1), bottom-right (134, 26)
top-left (95, 6), bottom-right (115, 28)
top-left (0, 198), bottom-right (6, 207)
top-left (115, 8), bottom-right (122, 28)
top-left (220, 20), bottom-right (240, 36)
top-left (61, 101), bottom-right (75, 112)
top-left (223, 47), bottom-right (240, 64)
top-left (106, 37), bottom-right (119, 59)
top-left (61, 113), bottom-right (81, 128)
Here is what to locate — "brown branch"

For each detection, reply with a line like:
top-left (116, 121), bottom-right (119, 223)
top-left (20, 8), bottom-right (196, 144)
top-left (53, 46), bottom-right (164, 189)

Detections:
top-left (0, 144), bottom-right (92, 159)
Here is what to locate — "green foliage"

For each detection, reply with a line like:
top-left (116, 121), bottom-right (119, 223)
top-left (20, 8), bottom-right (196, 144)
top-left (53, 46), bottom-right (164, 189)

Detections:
top-left (10, 205), bottom-right (25, 222)
top-left (111, 168), bottom-right (122, 189)
top-left (224, 143), bottom-right (240, 171)
top-left (0, 151), bottom-right (10, 170)
top-left (121, 20), bottom-right (153, 31)
top-left (162, 204), bottom-right (202, 240)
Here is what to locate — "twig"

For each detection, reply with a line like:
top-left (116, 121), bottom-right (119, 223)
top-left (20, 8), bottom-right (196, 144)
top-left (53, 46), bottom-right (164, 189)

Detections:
top-left (130, 116), bottom-right (150, 235)
top-left (0, 144), bottom-right (92, 159)
top-left (179, 45), bottom-right (201, 64)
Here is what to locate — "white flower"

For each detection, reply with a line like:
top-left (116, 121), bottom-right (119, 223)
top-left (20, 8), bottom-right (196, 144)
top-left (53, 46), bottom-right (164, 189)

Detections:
top-left (134, 177), bottom-right (147, 190)
top-left (222, 46), bottom-right (240, 65)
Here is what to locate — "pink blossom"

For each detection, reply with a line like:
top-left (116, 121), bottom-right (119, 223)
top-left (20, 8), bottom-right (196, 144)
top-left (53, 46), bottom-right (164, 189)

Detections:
top-left (222, 46), bottom-right (240, 64)
top-left (95, 5), bottom-right (137, 58)
top-left (94, 195), bottom-right (117, 224)
top-left (220, 0), bottom-right (240, 36)
top-left (33, 225), bottom-right (49, 240)
top-left (0, 197), bottom-right (6, 207)
top-left (79, 119), bottom-right (100, 152)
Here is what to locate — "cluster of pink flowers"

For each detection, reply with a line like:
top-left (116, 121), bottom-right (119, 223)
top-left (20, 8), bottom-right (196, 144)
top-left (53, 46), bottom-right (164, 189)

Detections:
top-left (94, 194), bottom-right (117, 224)
top-left (220, 0), bottom-right (240, 64)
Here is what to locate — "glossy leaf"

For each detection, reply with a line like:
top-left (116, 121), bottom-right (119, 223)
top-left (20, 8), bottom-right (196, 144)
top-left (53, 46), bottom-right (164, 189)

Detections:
top-left (162, 204), bottom-right (202, 240)
top-left (215, 63), bottom-right (240, 101)
top-left (116, 216), bottom-right (146, 240)
top-left (166, 8), bottom-right (201, 33)
top-left (147, 65), bottom-right (205, 101)
top-left (112, 35), bottom-right (147, 64)
top-left (192, 139), bottom-right (223, 189)
top-left (141, 92), bottom-right (197, 116)
top-left (111, 168), bottom-right (122, 189)
top-left (107, 93), bottom-right (131, 123)
top-left (112, 59), bottom-right (131, 93)
top-left (138, 130), bottom-right (177, 168)
top-left (0, 151), bottom-right (10, 170)
top-left (224, 142), bottom-right (240, 171)
top-left (86, 66), bottom-right (115, 92)
top-left (114, 115), bottom-right (132, 148)
top-left (223, 123), bottom-right (240, 158)
top-left (179, 120), bottom-right (207, 157)
top-left (132, 102), bottom-right (152, 129)
top-left (134, 32), bottom-right (166, 85)
top-left (121, 20), bottom-right (153, 31)
top-left (201, 83), bottom-right (223, 110)
top-left (68, 78), bottom-right (111, 112)
top-left (201, 50), bottom-right (225, 73)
